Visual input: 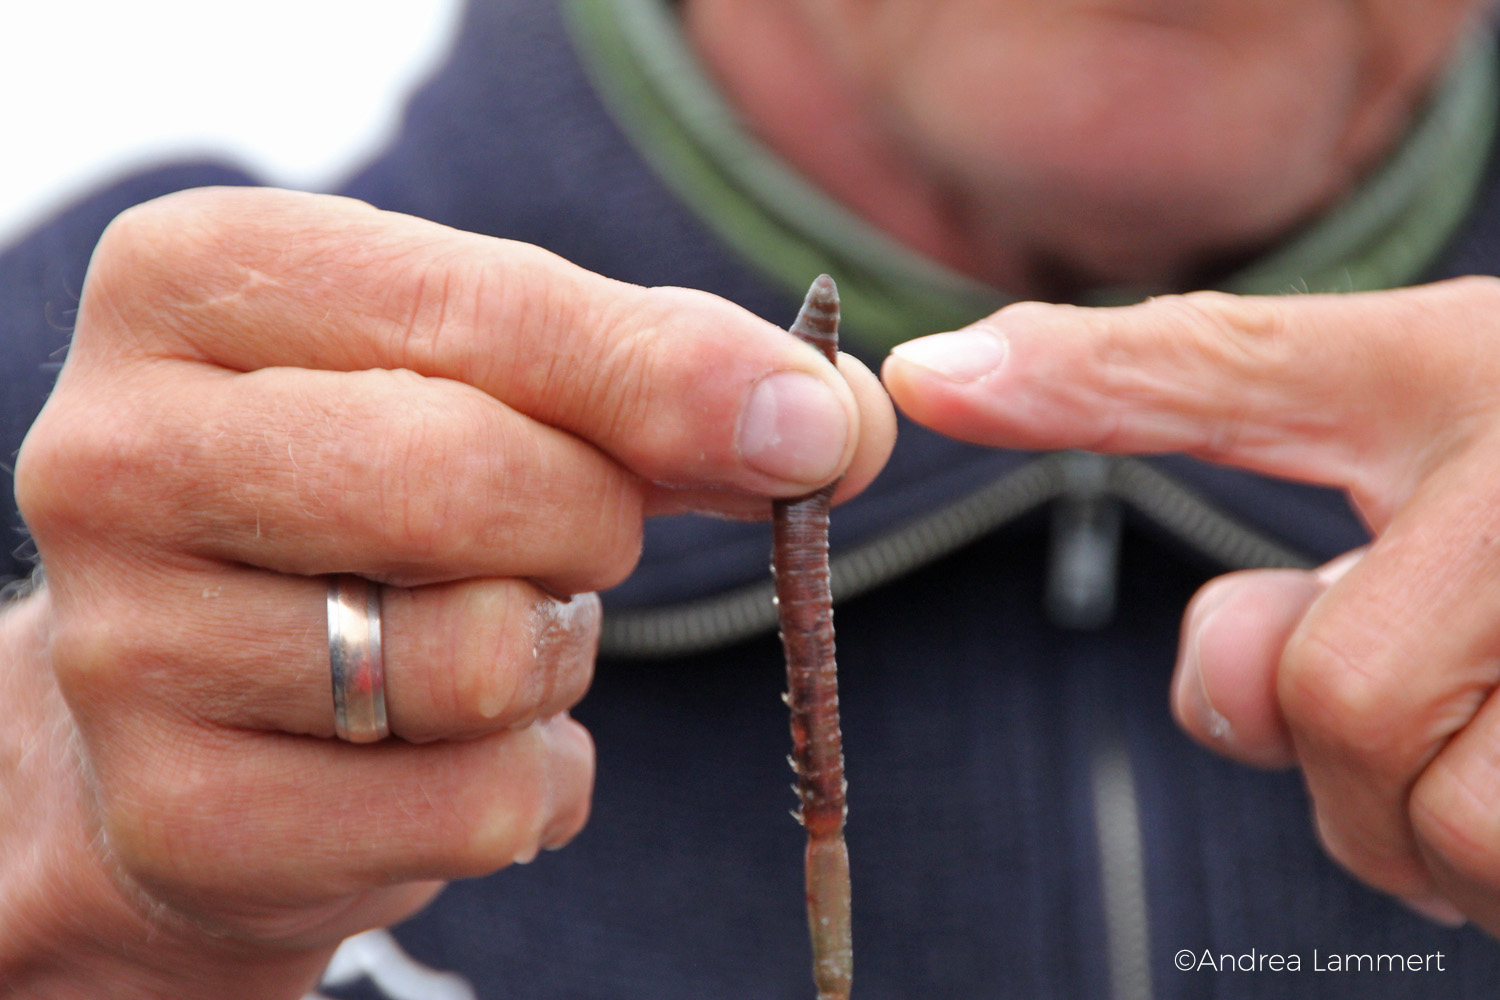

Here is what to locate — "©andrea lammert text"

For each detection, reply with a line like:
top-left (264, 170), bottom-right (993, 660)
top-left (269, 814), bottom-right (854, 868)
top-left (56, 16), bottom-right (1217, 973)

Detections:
top-left (1174, 949), bottom-right (1447, 973)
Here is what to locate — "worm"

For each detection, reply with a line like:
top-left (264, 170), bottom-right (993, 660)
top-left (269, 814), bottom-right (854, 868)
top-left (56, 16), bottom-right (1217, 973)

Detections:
top-left (772, 274), bottom-right (852, 1000)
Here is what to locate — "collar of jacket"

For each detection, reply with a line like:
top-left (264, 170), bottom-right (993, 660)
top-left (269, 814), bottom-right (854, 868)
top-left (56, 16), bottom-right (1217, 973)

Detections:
top-left (557, 0), bottom-right (1499, 655)
top-left (564, 0), bottom-right (1498, 352)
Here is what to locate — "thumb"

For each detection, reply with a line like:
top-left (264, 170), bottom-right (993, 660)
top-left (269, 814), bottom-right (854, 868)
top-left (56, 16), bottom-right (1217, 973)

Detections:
top-left (1173, 551), bottom-right (1364, 767)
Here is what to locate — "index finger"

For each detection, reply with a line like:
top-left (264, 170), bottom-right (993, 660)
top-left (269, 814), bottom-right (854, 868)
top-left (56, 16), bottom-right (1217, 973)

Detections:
top-left (882, 278), bottom-right (1500, 523)
top-left (78, 187), bottom-right (889, 499)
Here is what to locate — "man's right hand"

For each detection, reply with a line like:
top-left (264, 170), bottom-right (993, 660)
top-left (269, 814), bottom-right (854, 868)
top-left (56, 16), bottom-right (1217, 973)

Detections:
top-left (0, 187), bottom-right (895, 997)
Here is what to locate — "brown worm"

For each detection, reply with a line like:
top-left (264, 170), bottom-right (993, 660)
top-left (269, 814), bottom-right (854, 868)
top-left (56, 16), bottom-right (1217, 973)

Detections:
top-left (772, 274), bottom-right (851, 1000)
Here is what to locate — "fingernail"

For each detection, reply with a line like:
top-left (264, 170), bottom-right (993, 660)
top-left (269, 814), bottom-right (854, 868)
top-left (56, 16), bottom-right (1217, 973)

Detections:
top-left (1316, 547), bottom-right (1366, 587)
top-left (1399, 894), bottom-right (1467, 927)
top-left (538, 714), bottom-right (587, 852)
top-left (1184, 621), bottom-right (1234, 744)
top-left (889, 327), bottom-right (1009, 382)
top-left (738, 371), bottom-right (849, 484)
top-left (1177, 587), bottom-right (1239, 746)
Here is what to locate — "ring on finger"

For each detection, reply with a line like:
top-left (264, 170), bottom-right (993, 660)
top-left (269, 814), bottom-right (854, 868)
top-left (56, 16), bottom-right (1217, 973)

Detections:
top-left (327, 574), bottom-right (390, 742)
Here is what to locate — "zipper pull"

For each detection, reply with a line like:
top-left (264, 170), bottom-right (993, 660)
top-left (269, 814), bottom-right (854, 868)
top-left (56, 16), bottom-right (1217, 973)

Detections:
top-left (1046, 451), bottom-right (1123, 630)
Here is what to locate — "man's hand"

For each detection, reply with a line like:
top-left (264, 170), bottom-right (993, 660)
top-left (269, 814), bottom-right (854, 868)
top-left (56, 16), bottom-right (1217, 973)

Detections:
top-left (1, 187), bottom-right (895, 996)
top-left (884, 277), bottom-right (1500, 931)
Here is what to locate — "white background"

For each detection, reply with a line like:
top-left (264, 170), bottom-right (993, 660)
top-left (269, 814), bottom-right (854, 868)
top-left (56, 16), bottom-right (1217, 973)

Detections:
top-left (0, 0), bottom-right (464, 245)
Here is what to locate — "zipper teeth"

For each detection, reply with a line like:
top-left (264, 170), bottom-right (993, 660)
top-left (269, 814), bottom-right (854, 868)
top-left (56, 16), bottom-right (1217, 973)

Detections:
top-left (601, 456), bottom-right (1063, 657)
top-left (1091, 728), bottom-right (1154, 1000)
top-left (1108, 459), bottom-right (1314, 571)
top-left (600, 454), bottom-right (1316, 657)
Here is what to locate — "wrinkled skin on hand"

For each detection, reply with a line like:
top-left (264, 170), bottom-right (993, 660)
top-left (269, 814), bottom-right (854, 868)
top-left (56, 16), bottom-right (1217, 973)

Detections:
top-left (884, 277), bottom-right (1500, 931)
top-left (0, 187), bottom-right (895, 997)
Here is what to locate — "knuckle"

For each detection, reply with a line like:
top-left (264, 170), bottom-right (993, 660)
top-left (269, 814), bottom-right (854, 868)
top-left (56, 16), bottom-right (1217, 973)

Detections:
top-left (48, 609), bottom-right (130, 702)
top-left (88, 189), bottom-right (348, 356)
top-left (322, 377), bottom-right (487, 562)
top-left (468, 242), bottom-right (597, 395)
top-left (1147, 291), bottom-right (1291, 367)
top-left (17, 391), bottom-right (190, 547)
top-left (595, 286), bottom-right (737, 471)
top-left (1171, 289), bottom-right (1276, 327)
top-left (88, 193), bottom-right (220, 322)
top-left (479, 435), bottom-right (643, 591)
top-left (595, 323), bottom-right (665, 450)
top-left (90, 198), bottom-right (171, 286)
top-left (103, 771), bottom-right (187, 876)
top-left (1082, 293), bottom-right (1297, 455)
top-left (380, 250), bottom-right (482, 374)
top-left (94, 730), bottom-right (232, 895)
top-left (48, 591), bottom-right (190, 724)
top-left (378, 389), bottom-right (473, 560)
top-left (1279, 630), bottom-right (1404, 765)
top-left (319, 373), bottom-right (643, 588)
top-left (13, 410), bottom-right (71, 538)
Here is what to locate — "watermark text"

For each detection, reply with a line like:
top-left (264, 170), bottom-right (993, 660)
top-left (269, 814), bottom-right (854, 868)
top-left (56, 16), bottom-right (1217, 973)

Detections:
top-left (1174, 948), bottom-right (1446, 974)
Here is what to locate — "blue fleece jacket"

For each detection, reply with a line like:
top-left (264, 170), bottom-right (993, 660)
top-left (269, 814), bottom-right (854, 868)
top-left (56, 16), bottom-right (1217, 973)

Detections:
top-left (4, 1), bottom-right (1500, 998)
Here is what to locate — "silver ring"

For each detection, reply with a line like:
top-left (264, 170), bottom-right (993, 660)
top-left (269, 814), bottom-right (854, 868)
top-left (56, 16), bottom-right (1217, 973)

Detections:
top-left (327, 575), bottom-right (389, 742)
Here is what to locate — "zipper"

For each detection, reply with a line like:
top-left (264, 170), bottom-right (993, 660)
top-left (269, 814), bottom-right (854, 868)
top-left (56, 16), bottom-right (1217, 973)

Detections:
top-left (1046, 451), bottom-right (1124, 630)
top-left (599, 453), bottom-right (1316, 657)
top-left (1092, 725), bottom-right (1154, 1000)
top-left (1107, 458), bottom-right (1312, 571)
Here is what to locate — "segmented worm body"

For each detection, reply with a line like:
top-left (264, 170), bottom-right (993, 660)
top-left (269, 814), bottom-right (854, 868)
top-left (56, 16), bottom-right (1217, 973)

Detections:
top-left (772, 275), bottom-right (852, 1000)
